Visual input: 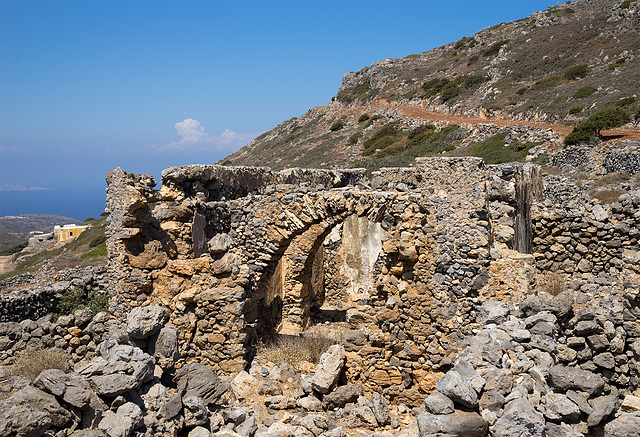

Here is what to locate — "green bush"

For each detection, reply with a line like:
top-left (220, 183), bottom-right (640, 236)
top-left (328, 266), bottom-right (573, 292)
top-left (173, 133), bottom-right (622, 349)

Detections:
top-left (469, 132), bottom-right (538, 164)
top-left (635, 107), bottom-right (640, 121)
top-left (516, 87), bottom-right (529, 95)
top-left (530, 76), bottom-right (565, 91)
top-left (569, 106), bottom-right (583, 115)
top-left (0, 242), bottom-right (28, 256)
top-left (357, 114), bottom-right (370, 123)
top-left (347, 132), bottom-right (361, 145)
top-left (609, 57), bottom-right (629, 70)
top-left (564, 106), bottom-right (631, 145)
top-left (564, 64), bottom-right (590, 80)
top-left (616, 96), bottom-right (636, 107)
top-left (330, 121), bottom-right (344, 131)
top-left (421, 74), bottom-right (489, 103)
top-left (80, 246), bottom-right (107, 259)
top-left (619, 0), bottom-right (636, 9)
top-left (573, 86), bottom-right (597, 98)
top-left (483, 40), bottom-right (509, 58)
top-left (57, 287), bottom-right (109, 317)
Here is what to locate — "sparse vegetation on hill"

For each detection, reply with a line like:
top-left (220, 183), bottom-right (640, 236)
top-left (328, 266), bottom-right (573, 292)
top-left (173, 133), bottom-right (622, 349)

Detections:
top-left (221, 0), bottom-right (638, 172)
top-left (0, 216), bottom-right (107, 281)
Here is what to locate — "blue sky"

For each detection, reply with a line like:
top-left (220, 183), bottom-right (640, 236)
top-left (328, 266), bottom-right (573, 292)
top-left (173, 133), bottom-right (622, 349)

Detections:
top-left (1, 0), bottom-right (556, 219)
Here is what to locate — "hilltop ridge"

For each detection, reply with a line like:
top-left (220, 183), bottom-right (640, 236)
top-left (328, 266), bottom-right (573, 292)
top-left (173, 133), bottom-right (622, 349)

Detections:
top-left (221, 0), bottom-right (639, 171)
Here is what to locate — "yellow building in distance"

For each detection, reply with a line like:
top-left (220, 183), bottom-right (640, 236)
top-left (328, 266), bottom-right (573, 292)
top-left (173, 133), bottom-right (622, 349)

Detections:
top-left (54, 224), bottom-right (89, 243)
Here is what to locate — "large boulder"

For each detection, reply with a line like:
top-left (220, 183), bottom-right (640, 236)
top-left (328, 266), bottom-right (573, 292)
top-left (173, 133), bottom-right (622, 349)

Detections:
top-left (10, 385), bottom-right (72, 428)
top-left (435, 361), bottom-right (485, 408)
top-left (0, 398), bottom-right (51, 437)
top-left (148, 324), bottom-right (180, 370)
top-left (77, 340), bottom-right (155, 397)
top-left (548, 365), bottom-right (605, 396)
top-left (34, 369), bottom-right (97, 409)
top-left (176, 363), bottom-right (229, 405)
top-left (492, 399), bottom-right (545, 437)
top-left (417, 411), bottom-right (488, 437)
top-left (312, 345), bottom-right (345, 394)
top-left (126, 305), bottom-right (165, 339)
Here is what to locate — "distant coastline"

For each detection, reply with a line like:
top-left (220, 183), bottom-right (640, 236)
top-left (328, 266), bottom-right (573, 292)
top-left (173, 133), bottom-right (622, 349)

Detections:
top-left (0, 183), bottom-right (53, 192)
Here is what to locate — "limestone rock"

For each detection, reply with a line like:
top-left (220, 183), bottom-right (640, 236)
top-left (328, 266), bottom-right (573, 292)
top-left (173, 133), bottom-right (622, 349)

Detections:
top-left (323, 384), bottom-right (363, 410)
top-left (148, 324), bottom-right (180, 370)
top-left (0, 398), bottom-right (52, 437)
top-left (491, 399), bottom-right (545, 437)
top-left (126, 305), bottom-right (165, 339)
top-left (421, 391), bottom-right (455, 415)
top-left (548, 365), bottom-right (605, 396)
top-left (10, 385), bottom-right (72, 428)
top-left (176, 363), bottom-right (229, 405)
top-left (312, 345), bottom-right (345, 394)
top-left (604, 413), bottom-right (640, 437)
top-left (417, 411), bottom-right (488, 437)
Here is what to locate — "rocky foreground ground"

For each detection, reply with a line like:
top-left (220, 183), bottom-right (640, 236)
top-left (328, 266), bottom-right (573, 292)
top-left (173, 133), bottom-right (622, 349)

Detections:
top-left (2, 283), bottom-right (640, 437)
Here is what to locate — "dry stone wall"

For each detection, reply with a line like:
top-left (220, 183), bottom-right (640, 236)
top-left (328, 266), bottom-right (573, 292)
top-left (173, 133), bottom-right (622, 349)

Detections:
top-left (104, 157), bottom-right (640, 402)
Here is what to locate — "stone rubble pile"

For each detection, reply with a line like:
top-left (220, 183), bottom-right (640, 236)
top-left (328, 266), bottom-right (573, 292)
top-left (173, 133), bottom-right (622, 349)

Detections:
top-left (3, 283), bottom-right (640, 437)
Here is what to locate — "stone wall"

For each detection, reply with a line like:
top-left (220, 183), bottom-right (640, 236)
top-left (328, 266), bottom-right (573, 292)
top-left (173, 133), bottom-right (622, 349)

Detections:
top-left (104, 158), bottom-right (640, 401)
top-left (104, 159), bottom-right (540, 390)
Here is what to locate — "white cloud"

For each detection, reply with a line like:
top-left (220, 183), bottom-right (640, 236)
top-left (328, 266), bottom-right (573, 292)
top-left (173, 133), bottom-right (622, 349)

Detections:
top-left (161, 118), bottom-right (261, 153)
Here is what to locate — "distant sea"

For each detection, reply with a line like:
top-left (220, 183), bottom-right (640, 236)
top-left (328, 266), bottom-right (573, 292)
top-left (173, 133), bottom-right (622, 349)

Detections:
top-left (0, 186), bottom-right (107, 221)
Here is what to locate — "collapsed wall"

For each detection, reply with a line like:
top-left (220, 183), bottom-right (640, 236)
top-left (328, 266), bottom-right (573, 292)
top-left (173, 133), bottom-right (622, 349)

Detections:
top-left (105, 157), bottom-right (640, 400)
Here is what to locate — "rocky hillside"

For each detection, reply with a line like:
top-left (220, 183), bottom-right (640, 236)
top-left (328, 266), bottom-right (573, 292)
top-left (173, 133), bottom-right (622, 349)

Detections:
top-left (221, 0), bottom-right (639, 171)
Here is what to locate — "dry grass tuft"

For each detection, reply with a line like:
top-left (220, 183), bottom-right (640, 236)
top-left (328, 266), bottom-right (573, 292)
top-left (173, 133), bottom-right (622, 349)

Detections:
top-left (541, 271), bottom-right (566, 296)
top-left (11, 347), bottom-right (71, 381)
top-left (257, 332), bottom-right (338, 371)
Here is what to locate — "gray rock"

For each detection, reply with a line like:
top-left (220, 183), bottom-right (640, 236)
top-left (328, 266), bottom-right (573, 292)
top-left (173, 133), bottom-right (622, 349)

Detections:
top-left (484, 368), bottom-right (514, 396)
top-left (548, 365), bottom-right (605, 396)
top-left (422, 391), bottom-right (454, 415)
top-left (545, 422), bottom-right (585, 437)
top-left (208, 233), bottom-right (232, 254)
top-left (0, 398), bottom-right (52, 437)
top-left (323, 384), bottom-right (363, 410)
top-left (98, 410), bottom-right (135, 437)
top-left (312, 345), bottom-right (345, 394)
top-left (176, 363), bottom-right (229, 405)
top-left (491, 399), bottom-right (545, 437)
top-left (298, 395), bottom-right (323, 411)
top-left (544, 392), bottom-right (580, 422)
top-left (435, 361), bottom-right (485, 408)
top-left (160, 393), bottom-right (182, 420)
top-left (189, 427), bottom-right (213, 437)
top-left (552, 291), bottom-right (574, 319)
top-left (479, 390), bottom-right (505, 412)
top-left (604, 413), bottom-right (640, 437)
top-left (184, 396), bottom-right (209, 427)
top-left (10, 385), bottom-right (72, 428)
top-left (69, 431), bottom-right (110, 437)
top-left (126, 305), bottom-right (165, 339)
top-left (371, 393), bottom-right (390, 425)
top-left (77, 340), bottom-right (155, 397)
top-left (222, 408), bottom-right (247, 426)
top-left (593, 352), bottom-right (616, 369)
top-left (479, 301), bottom-right (511, 326)
top-left (566, 390), bottom-right (593, 415)
top-left (116, 402), bottom-right (144, 429)
top-left (587, 394), bottom-right (619, 427)
top-left (34, 369), bottom-right (95, 409)
top-left (236, 415), bottom-right (258, 437)
top-left (296, 413), bottom-right (330, 436)
top-left (148, 324), bottom-right (180, 370)
top-left (417, 411), bottom-right (488, 437)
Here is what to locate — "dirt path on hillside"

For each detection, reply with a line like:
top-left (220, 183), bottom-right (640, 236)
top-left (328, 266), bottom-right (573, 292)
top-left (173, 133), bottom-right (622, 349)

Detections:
top-left (392, 105), bottom-right (640, 141)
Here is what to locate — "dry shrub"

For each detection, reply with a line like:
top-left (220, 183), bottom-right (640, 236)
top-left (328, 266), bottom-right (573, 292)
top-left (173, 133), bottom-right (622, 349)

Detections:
top-left (11, 347), bottom-right (71, 381)
top-left (257, 332), bottom-right (338, 371)
top-left (541, 271), bottom-right (566, 296)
